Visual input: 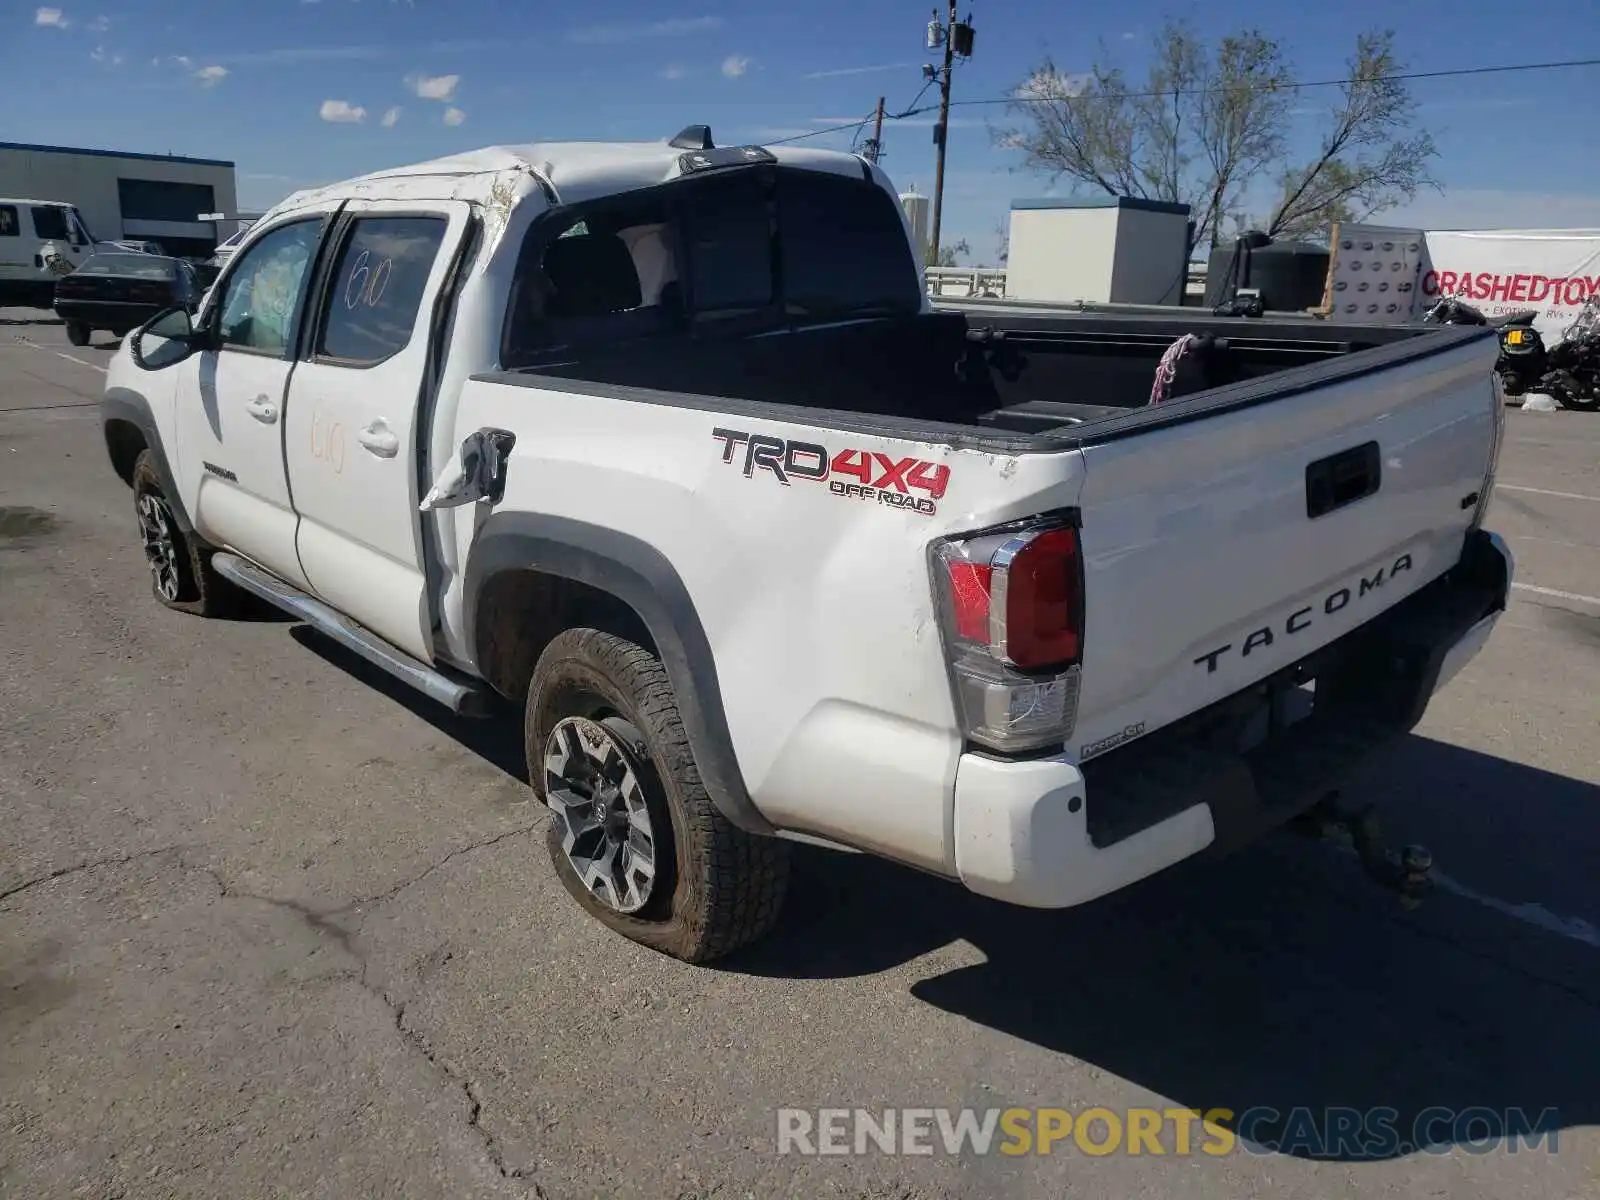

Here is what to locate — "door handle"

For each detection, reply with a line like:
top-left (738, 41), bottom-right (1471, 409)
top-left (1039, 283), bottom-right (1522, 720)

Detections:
top-left (358, 420), bottom-right (400, 458)
top-left (245, 394), bottom-right (278, 423)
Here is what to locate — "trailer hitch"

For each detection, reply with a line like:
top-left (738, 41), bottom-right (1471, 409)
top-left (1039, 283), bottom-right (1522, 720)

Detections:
top-left (1292, 793), bottom-right (1434, 909)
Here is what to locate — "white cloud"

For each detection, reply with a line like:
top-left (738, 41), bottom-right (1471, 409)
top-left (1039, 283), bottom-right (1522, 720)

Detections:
top-left (565, 15), bottom-right (722, 44)
top-left (405, 72), bottom-right (458, 100)
top-left (661, 64), bottom-right (685, 81)
top-left (1121, 31), bottom-right (1137, 41)
top-left (112, 52), bottom-right (122, 64)
top-left (721, 54), bottom-right (750, 79)
top-left (88, 13), bottom-right (109, 30)
top-left (35, 7), bottom-right (69, 28)
top-left (90, 44), bottom-right (105, 61)
top-left (381, 105), bottom-right (402, 127)
top-left (195, 64), bottom-right (228, 87)
top-left (174, 54), bottom-right (192, 67)
top-left (442, 106), bottom-right (465, 127)
top-left (319, 98), bottom-right (367, 123)
top-left (801, 62), bottom-right (912, 80)
top-left (1014, 67), bottom-right (1092, 102)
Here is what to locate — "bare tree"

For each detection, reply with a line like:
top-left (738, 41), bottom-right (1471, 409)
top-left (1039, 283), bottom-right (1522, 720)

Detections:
top-left (995, 22), bottom-right (1437, 250)
top-left (994, 218), bottom-right (1009, 266)
top-left (1264, 32), bottom-right (1438, 238)
top-left (928, 238), bottom-right (971, 268)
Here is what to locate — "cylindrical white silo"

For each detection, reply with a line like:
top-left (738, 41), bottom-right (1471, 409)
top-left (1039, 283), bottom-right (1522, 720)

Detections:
top-left (900, 187), bottom-right (931, 265)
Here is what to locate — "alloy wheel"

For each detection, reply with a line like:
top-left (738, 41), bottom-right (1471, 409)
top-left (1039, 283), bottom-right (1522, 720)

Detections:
top-left (136, 492), bottom-right (181, 602)
top-left (543, 715), bottom-right (659, 913)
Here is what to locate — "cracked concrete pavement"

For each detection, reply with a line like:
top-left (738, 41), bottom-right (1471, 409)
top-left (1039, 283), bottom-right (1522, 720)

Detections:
top-left (3, 315), bottom-right (1599, 1198)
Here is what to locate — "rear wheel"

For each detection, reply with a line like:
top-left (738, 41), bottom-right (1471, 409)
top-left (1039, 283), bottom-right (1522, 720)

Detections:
top-left (65, 321), bottom-right (90, 347)
top-left (130, 450), bottom-right (238, 616)
top-left (526, 628), bottom-right (789, 963)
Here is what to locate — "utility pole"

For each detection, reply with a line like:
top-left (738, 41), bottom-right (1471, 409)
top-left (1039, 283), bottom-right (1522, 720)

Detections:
top-left (864, 96), bottom-right (886, 165)
top-left (925, 4), bottom-right (974, 267)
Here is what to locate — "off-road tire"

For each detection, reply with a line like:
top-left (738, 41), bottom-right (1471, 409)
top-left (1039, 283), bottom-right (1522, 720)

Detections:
top-left (526, 627), bottom-right (790, 963)
top-left (65, 321), bottom-right (91, 347)
top-left (131, 449), bottom-right (239, 617)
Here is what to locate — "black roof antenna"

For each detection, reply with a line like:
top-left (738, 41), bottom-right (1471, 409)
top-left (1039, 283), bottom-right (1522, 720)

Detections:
top-left (668, 124), bottom-right (714, 150)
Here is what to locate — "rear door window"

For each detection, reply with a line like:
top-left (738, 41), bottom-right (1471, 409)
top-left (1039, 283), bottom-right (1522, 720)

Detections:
top-left (0, 206), bottom-right (18, 238)
top-left (316, 216), bottom-right (448, 365)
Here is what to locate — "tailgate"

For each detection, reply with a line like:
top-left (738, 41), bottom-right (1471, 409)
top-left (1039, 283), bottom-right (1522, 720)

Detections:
top-left (1068, 330), bottom-right (1502, 762)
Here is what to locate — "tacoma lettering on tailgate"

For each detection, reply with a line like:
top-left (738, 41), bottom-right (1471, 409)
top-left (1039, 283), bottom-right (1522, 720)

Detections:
top-left (712, 427), bottom-right (951, 516)
top-left (1193, 553), bottom-right (1415, 674)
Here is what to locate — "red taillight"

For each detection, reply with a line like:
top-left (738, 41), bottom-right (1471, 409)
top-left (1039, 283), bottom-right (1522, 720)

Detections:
top-left (931, 517), bottom-right (1085, 755)
top-left (947, 561), bottom-right (993, 640)
top-left (938, 523), bottom-right (1083, 669)
top-left (994, 527), bottom-right (1081, 668)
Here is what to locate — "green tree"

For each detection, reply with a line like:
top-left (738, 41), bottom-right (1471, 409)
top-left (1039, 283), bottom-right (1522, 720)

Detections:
top-left (994, 22), bottom-right (1438, 249)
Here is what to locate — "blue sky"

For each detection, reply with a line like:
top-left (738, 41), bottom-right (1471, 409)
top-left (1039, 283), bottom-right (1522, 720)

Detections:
top-left (10, 0), bottom-right (1600, 262)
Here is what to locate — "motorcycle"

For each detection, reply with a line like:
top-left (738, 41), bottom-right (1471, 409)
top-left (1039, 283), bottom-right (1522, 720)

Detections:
top-left (1422, 296), bottom-right (1489, 326)
top-left (1538, 293), bottom-right (1600, 412)
top-left (1424, 294), bottom-right (1600, 411)
top-left (1494, 311), bottom-right (1547, 398)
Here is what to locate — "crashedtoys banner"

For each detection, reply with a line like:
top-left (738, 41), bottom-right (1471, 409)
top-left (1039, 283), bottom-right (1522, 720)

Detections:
top-left (1420, 229), bottom-right (1600, 338)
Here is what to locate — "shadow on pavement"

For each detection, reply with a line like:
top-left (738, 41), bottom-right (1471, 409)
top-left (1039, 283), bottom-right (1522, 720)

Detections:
top-left (731, 736), bottom-right (1599, 1162)
top-left (287, 624), bottom-right (526, 779)
top-left (258, 630), bottom-right (1600, 1161)
top-left (0, 316), bottom-right (62, 327)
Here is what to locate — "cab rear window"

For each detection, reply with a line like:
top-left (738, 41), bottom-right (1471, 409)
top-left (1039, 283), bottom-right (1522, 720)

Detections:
top-left (78, 254), bottom-right (176, 279)
top-left (502, 164), bottom-right (922, 364)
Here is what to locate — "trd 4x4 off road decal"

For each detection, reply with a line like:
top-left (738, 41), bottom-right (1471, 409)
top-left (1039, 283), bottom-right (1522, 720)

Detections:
top-left (712, 427), bottom-right (951, 516)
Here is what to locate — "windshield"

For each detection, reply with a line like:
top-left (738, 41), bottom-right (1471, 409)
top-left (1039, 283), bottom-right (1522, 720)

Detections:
top-left (68, 207), bottom-right (95, 244)
top-left (78, 253), bottom-right (176, 279)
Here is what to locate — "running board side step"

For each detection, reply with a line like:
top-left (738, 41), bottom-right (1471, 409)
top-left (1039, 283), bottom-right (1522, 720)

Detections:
top-left (211, 552), bottom-right (495, 717)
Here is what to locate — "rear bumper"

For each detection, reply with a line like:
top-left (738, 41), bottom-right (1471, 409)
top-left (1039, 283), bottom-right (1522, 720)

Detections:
top-left (952, 528), bottom-right (1513, 909)
top-left (53, 300), bottom-right (164, 331)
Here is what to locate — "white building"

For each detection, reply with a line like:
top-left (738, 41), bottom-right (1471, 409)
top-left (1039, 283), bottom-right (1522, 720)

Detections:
top-left (1005, 196), bottom-right (1191, 306)
top-left (0, 140), bottom-right (238, 258)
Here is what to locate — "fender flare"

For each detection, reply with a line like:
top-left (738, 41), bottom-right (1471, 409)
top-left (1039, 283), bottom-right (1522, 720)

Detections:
top-left (463, 513), bottom-right (775, 837)
top-left (100, 387), bottom-right (195, 535)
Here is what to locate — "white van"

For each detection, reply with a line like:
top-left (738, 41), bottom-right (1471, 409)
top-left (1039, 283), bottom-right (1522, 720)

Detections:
top-left (0, 198), bottom-right (101, 308)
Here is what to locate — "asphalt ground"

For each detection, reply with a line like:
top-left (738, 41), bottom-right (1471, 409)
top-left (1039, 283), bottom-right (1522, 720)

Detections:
top-left (2, 309), bottom-right (1597, 1199)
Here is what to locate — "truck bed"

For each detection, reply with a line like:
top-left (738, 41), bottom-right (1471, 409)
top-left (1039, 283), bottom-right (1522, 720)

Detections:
top-left (508, 308), bottom-right (1493, 447)
top-left (463, 293), bottom-right (1502, 873)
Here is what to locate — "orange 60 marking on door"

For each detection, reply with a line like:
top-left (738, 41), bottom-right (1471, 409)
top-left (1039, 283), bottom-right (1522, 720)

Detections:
top-left (309, 405), bottom-right (346, 475)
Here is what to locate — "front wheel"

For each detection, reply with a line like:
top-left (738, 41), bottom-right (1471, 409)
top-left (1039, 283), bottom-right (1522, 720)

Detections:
top-left (65, 321), bottom-right (91, 347)
top-left (130, 450), bottom-right (239, 616)
top-left (525, 628), bottom-right (789, 963)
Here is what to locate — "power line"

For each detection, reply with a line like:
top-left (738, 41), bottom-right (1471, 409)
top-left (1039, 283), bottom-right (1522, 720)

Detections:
top-left (949, 54), bottom-right (1600, 110)
top-left (765, 77), bottom-right (942, 148)
top-left (763, 54), bottom-right (1600, 146)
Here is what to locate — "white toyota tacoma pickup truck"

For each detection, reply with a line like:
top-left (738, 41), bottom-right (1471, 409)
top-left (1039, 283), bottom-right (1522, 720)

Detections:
top-left (100, 126), bottom-right (1513, 962)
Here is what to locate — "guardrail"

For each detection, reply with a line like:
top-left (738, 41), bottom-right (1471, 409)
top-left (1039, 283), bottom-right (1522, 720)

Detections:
top-left (923, 265), bottom-right (1212, 300)
top-left (924, 267), bottom-right (1008, 299)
